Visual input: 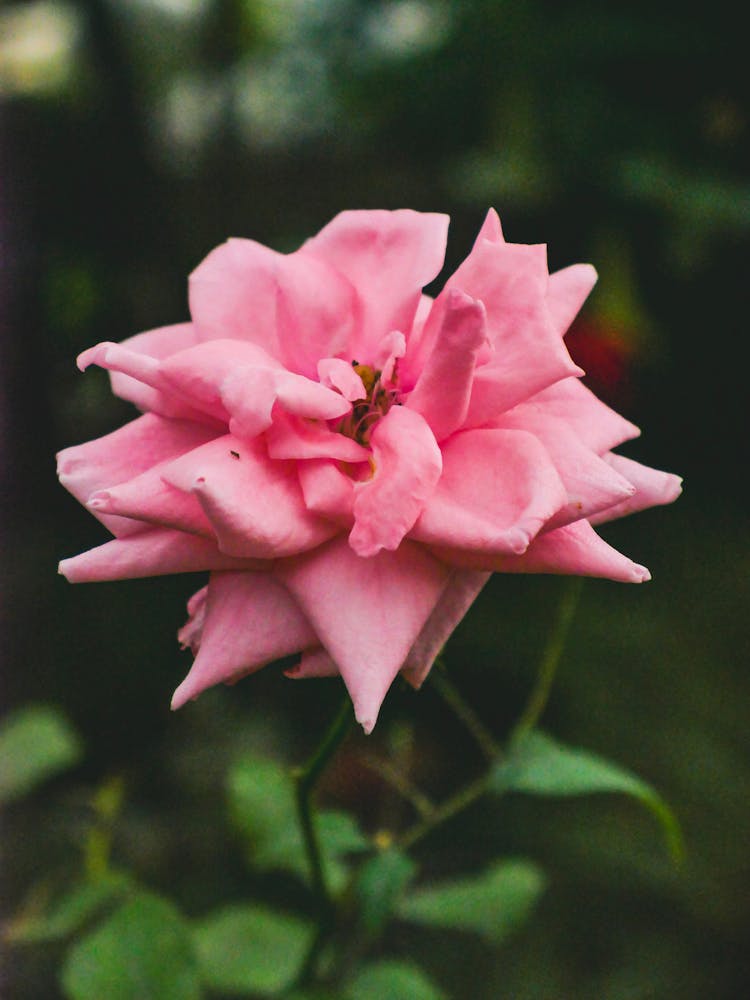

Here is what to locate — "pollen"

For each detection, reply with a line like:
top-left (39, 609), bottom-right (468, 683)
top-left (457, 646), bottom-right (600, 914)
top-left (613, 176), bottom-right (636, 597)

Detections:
top-left (338, 360), bottom-right (400, 445)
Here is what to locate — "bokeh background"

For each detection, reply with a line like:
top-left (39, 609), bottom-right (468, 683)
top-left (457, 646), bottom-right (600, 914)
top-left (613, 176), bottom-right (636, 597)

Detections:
top-left (1, 0), bottom-right (748, 997)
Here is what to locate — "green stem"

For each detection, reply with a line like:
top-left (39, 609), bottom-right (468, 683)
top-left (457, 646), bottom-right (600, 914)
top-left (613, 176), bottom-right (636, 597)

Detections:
top-left (293, 696), bottom-right (354, 985)
top-left (397, 774), bottom-right (489, 851)
top-left (511, 577), bottom-right (583, 742)
top-left (430, 664), bottom-right (501, 760)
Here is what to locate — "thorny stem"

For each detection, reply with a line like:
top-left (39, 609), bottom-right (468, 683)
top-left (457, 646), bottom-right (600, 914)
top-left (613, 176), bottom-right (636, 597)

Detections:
top-left (511, 577), bottom-right (584, 742)
top-left (293, 696), bottom-right (354, 985)
top-left (430, 662), bottom-right (501, 760)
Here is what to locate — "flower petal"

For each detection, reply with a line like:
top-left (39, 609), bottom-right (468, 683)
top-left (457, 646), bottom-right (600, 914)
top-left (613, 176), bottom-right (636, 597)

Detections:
top-left (525, 376), bottom-right (640, 453)
top-left (189, 237), bottom-right (283, 355)
top-left (59, 527), bottom-right (260, 582)
top-left (411, 428), bottom-right (568, 555)
top-left (406, 288), bottom-right (487, 441)
top-left (178, 585), bottom-right (208, 653)
top-left (285, 648), bottom-right (339, 679)
top-left (318, 357), bottom-right (366, 402)
top-left (87, 467), bottom-right (213, 537)
top-left (495, 519), bottom-right (651, 582)
top-left (266, 413), bottom-right (370, 463)
top-left (106, 323), bottom-right (202, 417)
top-left (171, 571), bottom-right (317, 708)
top-left (56, 414), bottom-right (219, 536)
top-left (401, 569), bottom-right (490, 688)
top-left (162, 435), bottom-right (337, 558)
top-left (276, 537), bottom-right (450, 732)
top-left (546, 263), bottom-right (598, 336)
top-left (589, 454), bottom-right (683, 525)
top-left (349, 406), bottom-right (442, 558)
top-left (297, 460), bottom-right (356, 525)
top-left (301, 209), bottom-right (449, 359)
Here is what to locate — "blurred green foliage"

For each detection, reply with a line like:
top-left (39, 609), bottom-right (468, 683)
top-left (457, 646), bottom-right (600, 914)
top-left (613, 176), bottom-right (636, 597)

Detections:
top-left (2, 0), bottom-right (748, 997)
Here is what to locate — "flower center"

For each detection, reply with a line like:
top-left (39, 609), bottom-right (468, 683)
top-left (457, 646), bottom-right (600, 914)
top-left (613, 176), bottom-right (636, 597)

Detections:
top-left (339, 360), bottom-right (399, 445)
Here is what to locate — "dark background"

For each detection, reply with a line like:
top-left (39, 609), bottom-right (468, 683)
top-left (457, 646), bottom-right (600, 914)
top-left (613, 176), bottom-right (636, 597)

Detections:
top-left (1, 0), bottom-right (748, 996)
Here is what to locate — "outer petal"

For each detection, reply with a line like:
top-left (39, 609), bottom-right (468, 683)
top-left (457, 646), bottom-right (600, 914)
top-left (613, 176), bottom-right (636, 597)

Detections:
top-left (400, 569), bottom-right (491, 688)
top-left (410, 428), bottom-right (568, 555)
top-left (162, 435), bottom-right (337, 558)
top-left (171, 571), bottom-right (318, 708)
top-left (406, 289), bottom-right (487, 441)
top-left (177, 585), bottom-right (208, 653)
top-left (107, 323), bottom-right (202, 417)
top-left (546, 263), bottom-right (598, 337)
top-left (300, 209), bottom-right (449, 359)
top-left (438, 519), bottom-right (650, 582)
top-left (276, 537), bottom-right (451, 732)
top-left (493, 408), bottom-right (637, 527)
top-left (189, 237), bottom-right (283, 355)
top-left (285, 648), bottom-right (339, 679)
top-left (87, 467), bottom-right (213, 537)
top-left (349, 406), bottom-right (442, 558)
top-left (525, 377), bottom-right (640, 454)
top-left (56, 414), bottom-right (219, 537)
top-left (589, 454), bottom-right (683, 525)
top-left (59, 527), bottom-right (261, 582)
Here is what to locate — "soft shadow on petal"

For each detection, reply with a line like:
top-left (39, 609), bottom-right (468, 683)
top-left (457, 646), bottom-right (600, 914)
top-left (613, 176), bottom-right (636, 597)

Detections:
top-left (285, 648), bottom-right (339, 679)
top-left (171, 571), bottom-right (317, 708)
top-left (266, 413), bottom-right (369, 463)
top-left (59, 527), bottom-right (262, 582)
top-left (162, 435), bottom-right (337, 558)
top-left (524, 377), bottom-right (640, 454)
top-left (410, 428), bottom-right (567, 555)
top-left (349, 407), bottom-right (442, 558)
top-left (276, 537), bottom-right (451, 733)
top-left (589, 454), bottom-right (683, 525)
top-left (297, 460), bottom-right (357, 526)
top-left (301, 209), bottom-right (449, 360)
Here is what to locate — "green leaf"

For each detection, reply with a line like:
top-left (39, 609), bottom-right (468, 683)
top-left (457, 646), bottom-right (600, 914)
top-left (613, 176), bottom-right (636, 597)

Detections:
top-left (6, 871), bottom-right (132, 944)
top-left (192, 904), bottom-right (312, 996)
top-left (346, 960), bottom-right (447, 1000)
top-left (61, 892), bottom-right (200, 1000)
top-left (227, 755), bottom-right (368, 888)
top-left (0, 704), bottom-right (83, 804)
top-left (397, 859), bottom-right (546, 944)
top-left (491, 730), bottom-right (683, 859)
top-left (353, 849), bottom-right (417, 936)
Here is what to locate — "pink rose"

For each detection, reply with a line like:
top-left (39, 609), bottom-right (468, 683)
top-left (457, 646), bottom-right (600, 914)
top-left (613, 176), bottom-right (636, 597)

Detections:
top-left (58, 210), bottom-right (681, 732)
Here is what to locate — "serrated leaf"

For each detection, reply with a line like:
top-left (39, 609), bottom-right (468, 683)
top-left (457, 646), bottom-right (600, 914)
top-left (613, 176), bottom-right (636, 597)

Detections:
top-left (6, 871), bottom-right (132, 944)
top-left (491, 730), bottom-right (683, 859)
top-left (61, 892), bottom-right (200, 1000)
top-left (0, 704), bottom-right (83, 804)
top-left (192, 904), bottom-right (312, 996)
top-left (227, 755), bottom-right (368, 888)
top-left (353, 849), bottom-right (417, 936)
top-left (397, 859), bottom-right (545, 944)
top-left (346, 960), bottom-right (446, 1000)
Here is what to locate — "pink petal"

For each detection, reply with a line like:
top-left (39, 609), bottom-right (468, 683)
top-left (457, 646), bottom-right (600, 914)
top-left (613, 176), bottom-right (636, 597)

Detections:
top-left (189, 238), bottom-right (283, 355)
top-left (493, 407), bottom-right (637, 527)
top-left (349, 406), bottom-right (442, 558)
top-left (266, 413), bottom-right (369, 463)
top-left (274, 253), bottom-right (358, 377)
top-left (177, 585), bottom-right (208, 653)
top-left (484, 519), bottom-right (650, 582)
top-left (546, 263), bottom-right (598, 336)
top-left (162, 435), bottom-right (337, 558)
top-left (56, 414), bottom-right (219, 536)
top-left (526, 377), bottom-right (640, 454)
top-left (589, 454), bottom-right (683, 525)
top-left (472, 207), bottom-right (504, 247)
top-left (106, 323), bottom-right (203, 417)
top-left (59, 527), bottom-right (261, 582)
top-left (318, 358), bottom-right (366, 401)
top-left (222, 365), bottom-right (352, 441)
top-left (276, 537), bottom-right (450, 732)
top-left (300, 209), bottom-right (449, 360)
top-left (285, 648), bottom-right (339, 679)
top-left (87, 468), bottom-right (213, 537)
top-left (171, 571), bottom-right (317, 708)
top-left (410, 428), bottom-right (568, 555)
top-left (406, 288), bottom-right (487, 441)
top-left (401, 569), bottom-right (490, 688)
top-left (297, 460), bottom-right (356, 525)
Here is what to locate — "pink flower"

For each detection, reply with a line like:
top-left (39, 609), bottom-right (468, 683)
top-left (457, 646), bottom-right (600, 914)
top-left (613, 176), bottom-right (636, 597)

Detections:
top-left (58, 210), bottom-right (681, 732)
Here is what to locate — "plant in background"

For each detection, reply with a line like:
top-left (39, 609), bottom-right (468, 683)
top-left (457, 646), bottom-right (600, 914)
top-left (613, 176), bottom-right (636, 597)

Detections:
top-left (11, 209), bottom-right (682, 997)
